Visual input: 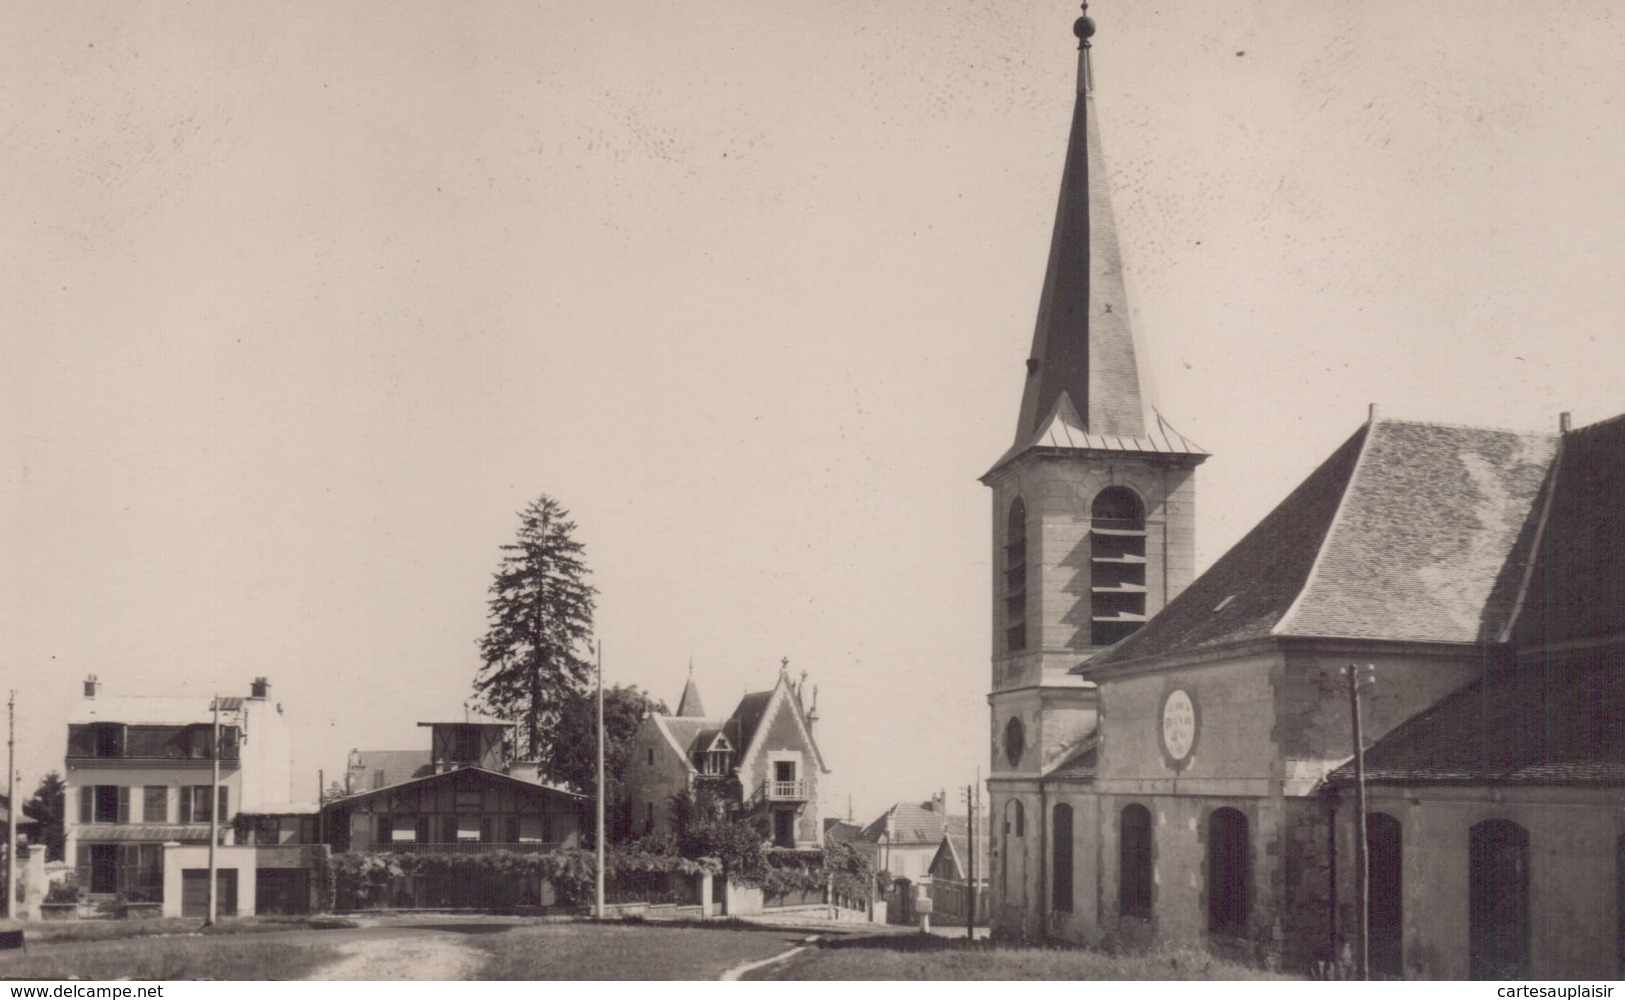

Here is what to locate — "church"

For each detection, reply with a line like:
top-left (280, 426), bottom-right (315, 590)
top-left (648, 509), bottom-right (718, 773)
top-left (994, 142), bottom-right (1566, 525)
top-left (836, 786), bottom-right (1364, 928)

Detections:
top-left (982, 7), bottom-right (1623, 980)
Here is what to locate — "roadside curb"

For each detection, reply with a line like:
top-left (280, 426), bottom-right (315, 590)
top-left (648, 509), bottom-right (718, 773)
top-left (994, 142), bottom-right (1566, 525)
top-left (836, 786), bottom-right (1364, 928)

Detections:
top-left (719, 934), bottom-right (818, 981)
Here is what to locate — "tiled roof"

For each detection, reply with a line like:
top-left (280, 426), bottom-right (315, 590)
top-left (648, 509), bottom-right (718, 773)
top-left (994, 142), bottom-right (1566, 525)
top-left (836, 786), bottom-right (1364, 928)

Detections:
top-left (652, 717), bottom-right (722, 763)
top-left (1044, 739), bottom-right (1099, 782)
top-left (1325, 661), bottom-right (1625, 788)
top-left (336, 765), bottom-right (586, 806)
top-left (350, 750), bottom-right (432, 792)
top-left (1087, 419), bottom-right (1558, 673)
top-left (1280, 420), bottom-right (1554, 644)
top-left (1511, 413), bottom-right (1625, 649)
top-left (727, 690), bottom-right (774, 750)
top-left (823, 818), bottom-right (862, 844)
top-left (855, 802), bottom-right (947, 846)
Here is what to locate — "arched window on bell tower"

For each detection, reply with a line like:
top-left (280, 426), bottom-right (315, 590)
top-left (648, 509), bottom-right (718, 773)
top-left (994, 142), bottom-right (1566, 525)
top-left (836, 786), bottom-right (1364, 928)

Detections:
top-left (1005, 496), bottom-right (1028, 652)
top-left (1091, 486), bottom-right (1146, 647)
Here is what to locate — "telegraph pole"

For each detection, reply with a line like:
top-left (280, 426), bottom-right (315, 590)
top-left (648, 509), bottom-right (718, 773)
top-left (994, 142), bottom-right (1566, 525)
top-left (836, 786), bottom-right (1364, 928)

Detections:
top-left (594, 641), bottom-right (605, 920)
top-left (1344, 663), bottom-right (1374, 981)
top-left (6, 691), bottom-right (16, 921)
top-left (206, 694), bottom-right (220, 926)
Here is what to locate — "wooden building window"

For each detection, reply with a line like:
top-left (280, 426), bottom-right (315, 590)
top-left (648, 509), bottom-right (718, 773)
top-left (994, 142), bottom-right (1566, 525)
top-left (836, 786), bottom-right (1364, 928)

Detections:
top-left (1090, 487), bottom-right (1147, 647)
top-left (1119, 803), bottom-right (1153, 919)
top-left (1470, 819), bottom-right (1529, 979)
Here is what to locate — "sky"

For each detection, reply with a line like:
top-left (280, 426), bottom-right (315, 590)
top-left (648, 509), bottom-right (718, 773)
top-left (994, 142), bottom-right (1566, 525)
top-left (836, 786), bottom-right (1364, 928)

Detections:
top-left (3, 1), bottom-right (1621, 823)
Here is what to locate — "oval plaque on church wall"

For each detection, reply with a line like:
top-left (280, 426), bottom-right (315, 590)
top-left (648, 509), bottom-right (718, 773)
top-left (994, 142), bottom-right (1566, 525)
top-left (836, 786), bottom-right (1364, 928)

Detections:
top-left (1159, 688), bottom-right (1199, 770)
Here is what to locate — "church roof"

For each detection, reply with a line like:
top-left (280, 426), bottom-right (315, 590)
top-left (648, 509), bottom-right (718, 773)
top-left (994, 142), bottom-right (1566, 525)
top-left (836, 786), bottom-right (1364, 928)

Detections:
top-left (1509, 413), bottom-right (1625, 650)
top-left (1084, 418), bottom-right (1559, 673)
top-left (1324, 660), bottom-right (1625, 789)
top-left (987, 20), bottom-right (1204, 480)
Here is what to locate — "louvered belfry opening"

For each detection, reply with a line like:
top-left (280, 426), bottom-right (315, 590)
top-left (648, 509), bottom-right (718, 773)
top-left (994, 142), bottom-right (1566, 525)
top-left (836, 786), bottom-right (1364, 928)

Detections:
top-left (1090, 486), bottom-right (1147, 647)
top-left (1005, 496), bottom-right (1029, 652)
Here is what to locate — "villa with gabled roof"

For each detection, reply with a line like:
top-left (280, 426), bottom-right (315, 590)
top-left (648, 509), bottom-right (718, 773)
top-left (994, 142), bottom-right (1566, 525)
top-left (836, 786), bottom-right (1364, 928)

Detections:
top-left (622, 662), bottom-right (828, 848)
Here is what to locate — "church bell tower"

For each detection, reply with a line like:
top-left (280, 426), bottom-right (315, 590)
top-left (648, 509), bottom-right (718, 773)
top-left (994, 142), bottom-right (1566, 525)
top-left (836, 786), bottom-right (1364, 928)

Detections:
top-left (982, 6), bottom-right (1206, 783)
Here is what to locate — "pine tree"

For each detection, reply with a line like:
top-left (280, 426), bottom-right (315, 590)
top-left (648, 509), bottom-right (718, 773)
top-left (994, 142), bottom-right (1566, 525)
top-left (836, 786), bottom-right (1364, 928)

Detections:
top-left (22, 772), bottom-right (66, 863)
top-left (475, 495), bottom-right (597, 769)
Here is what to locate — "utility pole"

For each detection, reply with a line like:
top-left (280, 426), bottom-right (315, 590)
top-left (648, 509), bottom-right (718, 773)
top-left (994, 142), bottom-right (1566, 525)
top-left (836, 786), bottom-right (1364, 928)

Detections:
top-left (6, 691), bottom-right (16, 921)
top-left (964, 782), bottom-right (977, 941)
top-left (1344, 663), bottom-right (1374, 981)
top-left (594, 641), bottom-right (605, 920)
top-left (206, 694), bottom-right (220, 926)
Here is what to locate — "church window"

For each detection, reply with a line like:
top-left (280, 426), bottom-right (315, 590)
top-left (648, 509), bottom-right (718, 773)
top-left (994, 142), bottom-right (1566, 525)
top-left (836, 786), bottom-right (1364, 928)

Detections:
top-left (1004, 496), bottom-right (1029, 652)
top-left (1052, 804), bottom-right (1074, 913)
top-left (1470, 819), bottom-right (1529, 979)
top-left (1090, 487), bottom-right (1147, 647)
top-left (1119, 803), bottom-right (1153, 919)
top-left (1005, 798), bottom-right (1025, 839)
top-left (1004, 716), bottom-right (1026, 768)
top-left (1206, 807), bottom-right (1249, 936)
top-left (1368, 813), bottom-right (1403, 978)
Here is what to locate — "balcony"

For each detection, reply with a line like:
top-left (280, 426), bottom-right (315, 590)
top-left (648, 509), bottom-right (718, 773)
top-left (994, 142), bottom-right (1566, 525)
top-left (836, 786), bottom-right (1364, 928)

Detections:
top-left (747, 779), bottom-right (808, 810)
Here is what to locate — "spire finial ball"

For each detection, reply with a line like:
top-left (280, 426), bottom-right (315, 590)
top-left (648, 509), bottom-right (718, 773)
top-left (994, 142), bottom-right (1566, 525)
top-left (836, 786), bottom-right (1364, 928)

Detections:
top-left (1074, 11), bottom-right (1095, 44)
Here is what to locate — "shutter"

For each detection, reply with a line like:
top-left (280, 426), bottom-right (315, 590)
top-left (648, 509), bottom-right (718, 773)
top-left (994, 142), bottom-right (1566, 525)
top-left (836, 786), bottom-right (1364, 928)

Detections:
top-left (80, 786), bottom-right (94, 824)
top-left (75, 843), bottom-right (92, 890)
top-left (178, 788), bottom-right (191, 824)
top-left (117, 787), bottom-right (130, 825)
top-left (217, 786), bottom-right (229, 822)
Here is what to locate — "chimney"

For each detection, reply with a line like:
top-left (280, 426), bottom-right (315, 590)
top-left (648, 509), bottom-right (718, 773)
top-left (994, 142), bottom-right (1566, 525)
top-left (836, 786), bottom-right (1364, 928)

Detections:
top-left (83, 675), bottom-right (100, 698)
top-left (250, 677), bottom-right (270, 699)
top-left (1560, 412), bottom-right (1572, 433)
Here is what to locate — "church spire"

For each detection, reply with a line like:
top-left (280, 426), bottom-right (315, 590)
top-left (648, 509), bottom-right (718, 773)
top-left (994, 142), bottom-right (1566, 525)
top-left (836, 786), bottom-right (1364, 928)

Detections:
top-left (999, 5), bottom-right (1158, 467)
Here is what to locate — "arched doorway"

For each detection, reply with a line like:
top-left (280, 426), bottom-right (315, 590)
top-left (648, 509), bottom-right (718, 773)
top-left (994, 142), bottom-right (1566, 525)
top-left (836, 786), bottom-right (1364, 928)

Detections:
top-left (1367, 813), bottom-right (1402, 978)
top-left (1470, 819), bottom-right (1529, 979)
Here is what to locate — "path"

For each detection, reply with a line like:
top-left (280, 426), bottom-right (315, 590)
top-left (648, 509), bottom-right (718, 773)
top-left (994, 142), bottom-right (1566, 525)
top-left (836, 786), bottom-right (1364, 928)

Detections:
top-left (306, 930), bottom-right (484, 980)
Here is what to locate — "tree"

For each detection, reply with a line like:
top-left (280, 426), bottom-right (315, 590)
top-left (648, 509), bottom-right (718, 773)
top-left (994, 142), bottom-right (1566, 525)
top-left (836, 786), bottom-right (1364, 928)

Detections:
top-left (22, 772), bottom-right (66, 862)
top-left (474, 495), bottom-right (597, 768)
top-left (549, 684), bottom-right (666, 808)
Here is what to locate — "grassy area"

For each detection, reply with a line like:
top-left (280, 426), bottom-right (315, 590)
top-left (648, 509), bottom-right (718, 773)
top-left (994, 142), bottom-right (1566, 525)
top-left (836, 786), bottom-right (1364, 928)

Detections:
top-left (0, 915), bottom-right (356, 946)
top-left (472, 919), bottom-right (809, 979)
top-left (0, 938), bottom-right (341, 980)
top-left (747, 934), bottom-right (1297, 980)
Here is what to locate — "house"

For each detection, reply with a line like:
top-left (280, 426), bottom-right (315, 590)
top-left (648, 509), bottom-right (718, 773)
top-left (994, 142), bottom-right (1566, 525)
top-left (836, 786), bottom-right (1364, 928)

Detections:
top-left (929, 813), bottom-right (991, 886)
top-left (621, 663), bottom-right (828, 848)
top-left (851, 798), bottom-right (949, 882)
top-left (979, 10), bottom-right (1622, 978)
top-left (63, 675), bottom-right (315, 916)
top-left (321, 712), bottom-right (583, 855)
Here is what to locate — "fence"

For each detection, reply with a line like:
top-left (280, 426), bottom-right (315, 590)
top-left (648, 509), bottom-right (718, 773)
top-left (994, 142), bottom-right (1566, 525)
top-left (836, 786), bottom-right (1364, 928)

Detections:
top-left (925, 877), bottom-right (988, 926)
